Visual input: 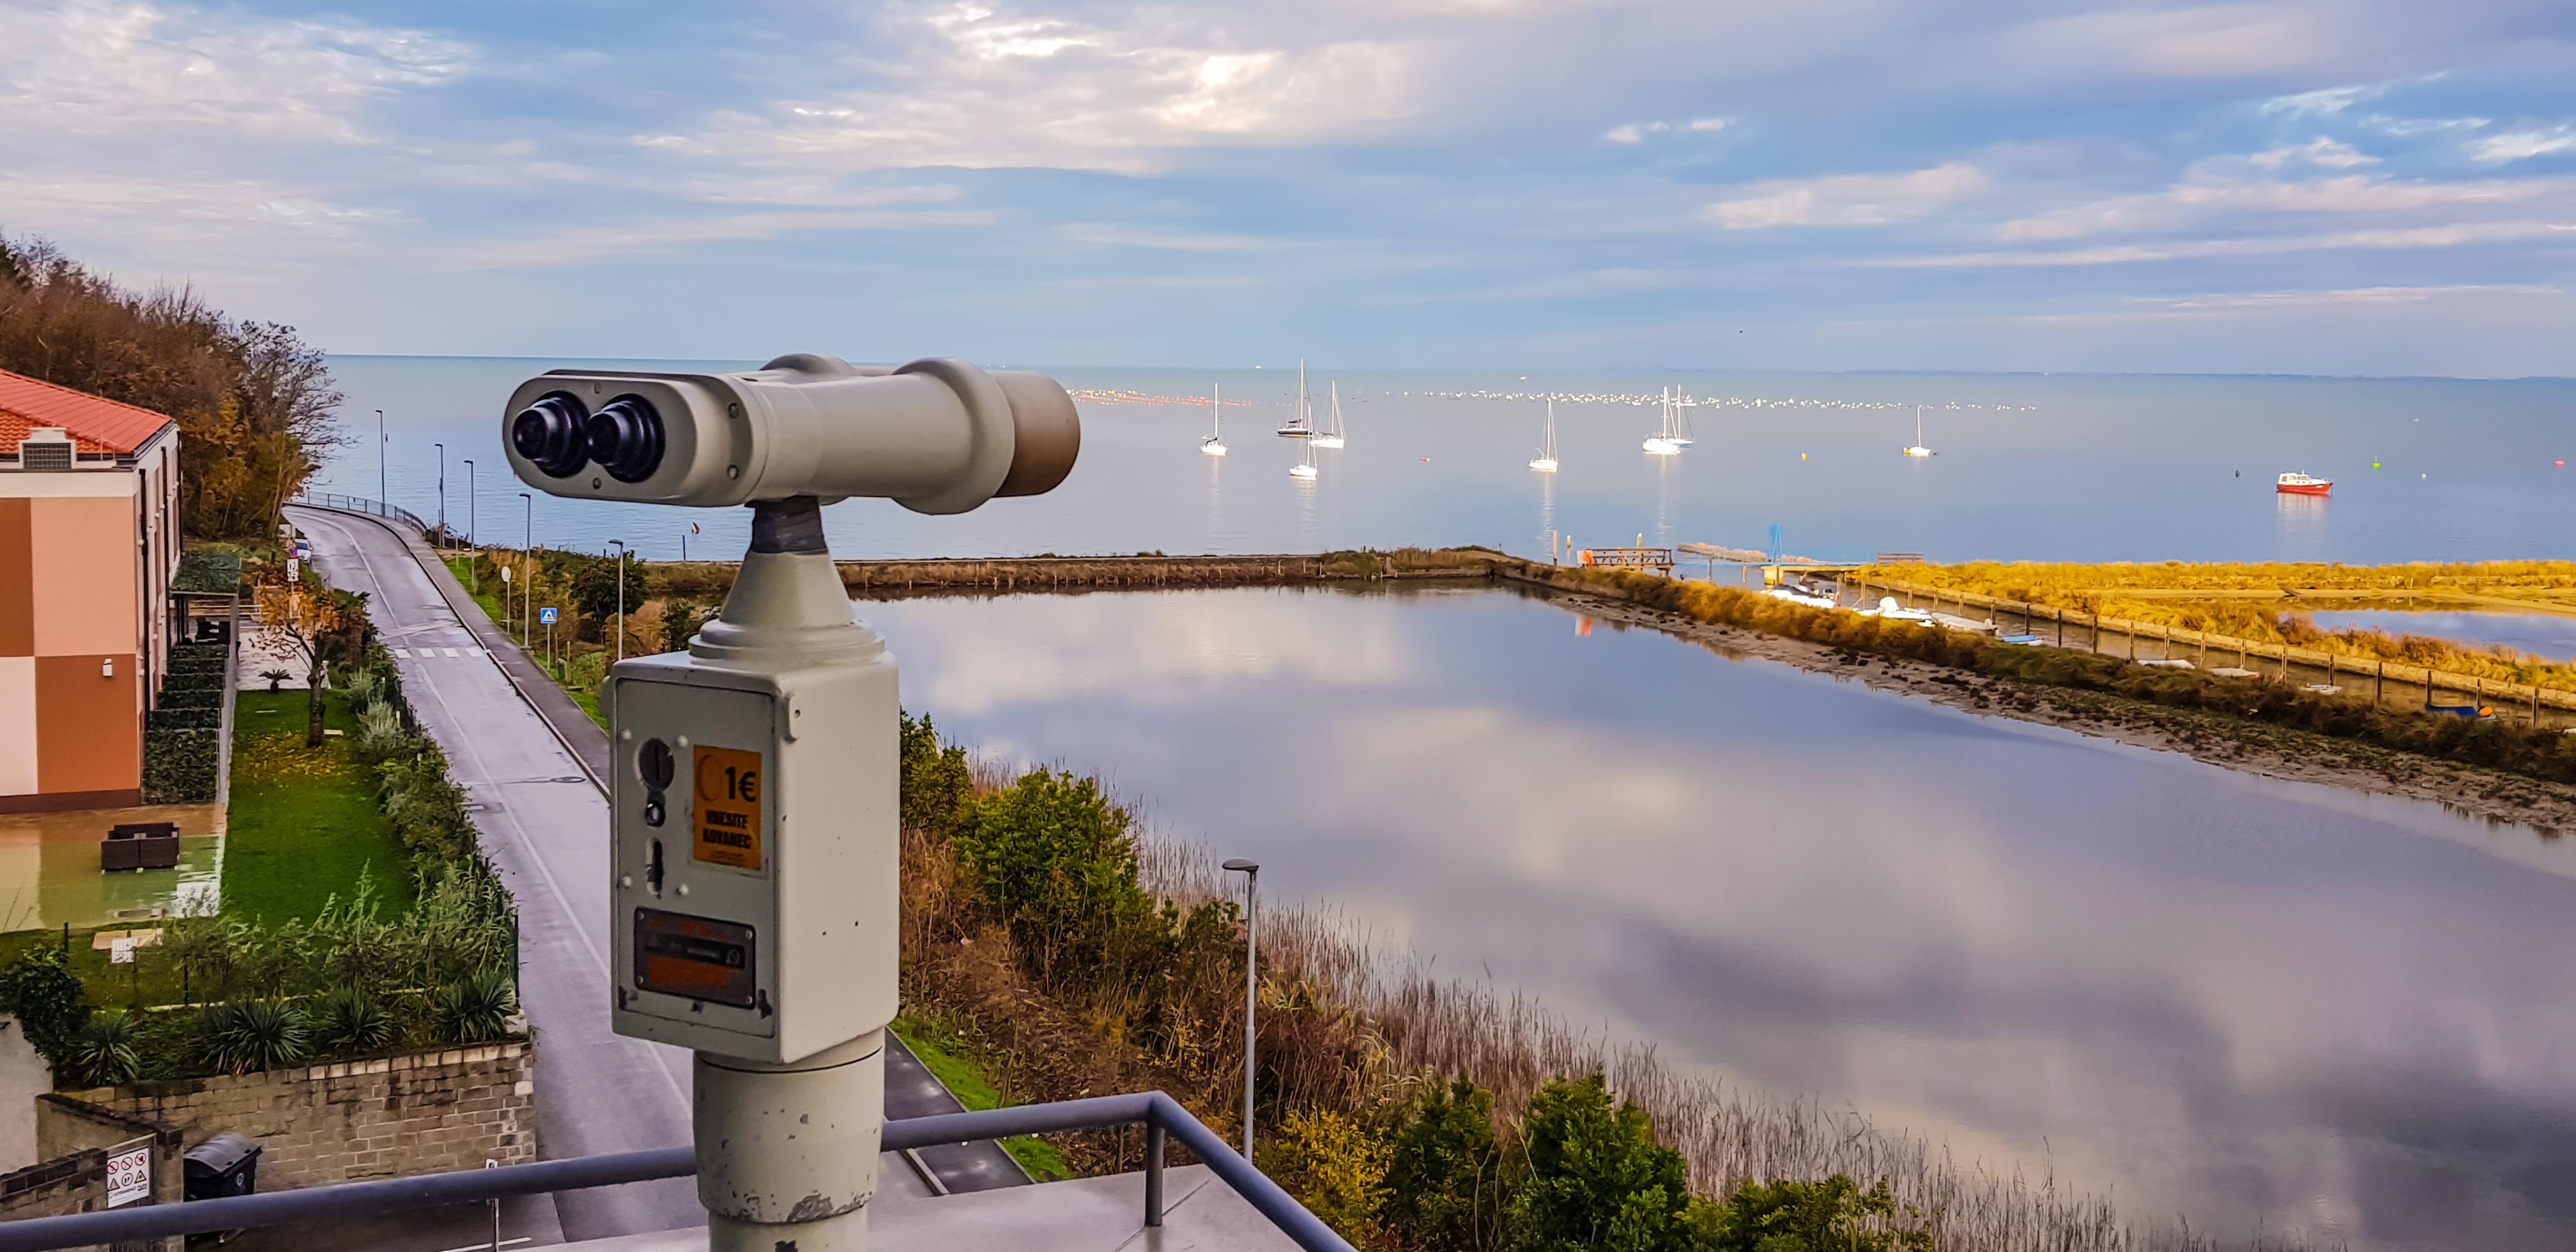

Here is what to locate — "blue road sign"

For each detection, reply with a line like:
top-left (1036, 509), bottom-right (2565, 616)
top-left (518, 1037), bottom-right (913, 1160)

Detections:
top-left (539, 607), bottom-right (558, 625)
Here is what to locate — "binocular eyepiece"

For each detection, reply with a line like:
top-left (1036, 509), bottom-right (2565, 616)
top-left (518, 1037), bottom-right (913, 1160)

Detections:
top-left (512, 391), bottom-right (668, 484)
top-left (502, 355), bottom-right (1078, 515)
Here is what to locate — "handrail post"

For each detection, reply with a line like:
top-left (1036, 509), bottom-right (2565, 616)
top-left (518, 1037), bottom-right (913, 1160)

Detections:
top-left (1144, 1118), bottom-right (1165, 1228)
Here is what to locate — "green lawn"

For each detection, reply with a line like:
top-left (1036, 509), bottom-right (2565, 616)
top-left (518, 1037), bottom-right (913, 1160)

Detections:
top-left (892, 1013), bottom-right (1077, 1181)
top-left (222, 690), bottom-right (416, 923)
top-left (444, 556), bottom-right (610, 731)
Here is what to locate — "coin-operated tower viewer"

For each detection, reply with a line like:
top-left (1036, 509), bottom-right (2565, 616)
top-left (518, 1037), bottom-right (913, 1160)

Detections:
top-left (502, 355), bottom-right (1079, 1251)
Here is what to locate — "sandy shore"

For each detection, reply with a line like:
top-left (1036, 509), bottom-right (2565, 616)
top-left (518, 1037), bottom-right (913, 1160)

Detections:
top-left (1546, 588), bottom-right (2576, 835)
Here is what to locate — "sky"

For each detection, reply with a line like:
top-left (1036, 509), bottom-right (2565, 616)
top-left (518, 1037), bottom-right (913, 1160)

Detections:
top-left (3, 0), bottom-right (2575, 376)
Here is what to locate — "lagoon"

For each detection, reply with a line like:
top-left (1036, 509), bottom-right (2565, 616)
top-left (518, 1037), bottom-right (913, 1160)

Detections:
top-left (863, 582), bottom-right (2576, 1252)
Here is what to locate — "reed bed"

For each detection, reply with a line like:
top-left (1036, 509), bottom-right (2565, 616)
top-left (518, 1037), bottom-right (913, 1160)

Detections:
top-left (1132, 824), bottom-right (2329, 1252)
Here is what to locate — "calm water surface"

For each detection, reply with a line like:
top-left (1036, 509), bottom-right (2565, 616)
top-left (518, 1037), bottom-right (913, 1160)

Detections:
top-left (2305, 610), bottom-right (2576, 662)
top-left (861, 584), bottom-right (2576, 1252)
top-left (316, 356), bottom-right (2576, 566)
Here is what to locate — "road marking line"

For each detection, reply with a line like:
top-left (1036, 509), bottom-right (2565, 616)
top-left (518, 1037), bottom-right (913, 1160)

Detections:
top-left (443, 647), bottom-right (462, 657)
top-left (392, 648), bottom-right (411, 658)
top-left (433, 1237), bottom-right (532, 1252)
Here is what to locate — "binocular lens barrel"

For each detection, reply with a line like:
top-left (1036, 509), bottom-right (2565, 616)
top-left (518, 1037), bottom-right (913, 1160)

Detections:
top-left (512, 393), bottom-right (592, 478)
top-left (586, 395), bottom-right (666, 484)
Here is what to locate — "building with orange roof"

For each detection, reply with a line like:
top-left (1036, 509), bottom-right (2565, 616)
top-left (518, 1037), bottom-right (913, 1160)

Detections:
top-left (0, 368), bottom-right (183, 812)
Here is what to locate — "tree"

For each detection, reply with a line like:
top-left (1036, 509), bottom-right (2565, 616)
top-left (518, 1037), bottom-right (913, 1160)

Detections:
top-left (661, 600), bottom-right (704, 653)
top-left (1384, 1079), bottom-right (1512, 1251)
top-left (571, 553), bottom-right (647, 643)
top-left (1510, 1074), bottom-right (1697, 1252)
top-left (254, 574), bottom-right (345, 745)
top-left (0, 947), bottom-right (92, 1073)
top-left (1694, 1176), bottom-right (1930, 1252)
top-left (0, 234), bottom-right (343, 540)
top-left (951, 769), bottom-right (1155, 985)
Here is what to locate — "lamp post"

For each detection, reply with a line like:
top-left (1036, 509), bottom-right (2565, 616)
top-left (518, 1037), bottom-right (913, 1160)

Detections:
top-left (1222, 857), bottom-right (1261, 1161)
top-left (519, 492), bottom-right (533, 646)
top-left (609, 539), bottom-right (628, 665)
top-left (434, 441), bottom-right (446, 541)
top-left (462, 459), bottom-right (477, 590)
top-left (376, 409), bottom-right (387, 507)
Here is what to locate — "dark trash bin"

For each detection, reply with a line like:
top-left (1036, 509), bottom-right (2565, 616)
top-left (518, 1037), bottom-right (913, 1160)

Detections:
top-left (183, 1133), bottom-right (261, 1202)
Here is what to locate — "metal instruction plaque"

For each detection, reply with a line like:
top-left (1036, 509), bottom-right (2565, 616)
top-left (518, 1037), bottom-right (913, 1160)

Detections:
top-left (633, 908), bottom-right (757, 1008)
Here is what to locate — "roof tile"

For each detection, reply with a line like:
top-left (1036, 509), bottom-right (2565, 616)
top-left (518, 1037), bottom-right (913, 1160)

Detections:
top-left (0, 368), bottom-right (179, 457)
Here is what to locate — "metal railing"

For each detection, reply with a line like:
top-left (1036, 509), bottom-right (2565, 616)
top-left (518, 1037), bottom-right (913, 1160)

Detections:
top-left (291, 491), bottom-right (431, 535)
top-left (0, 1092), bottom-right (1354, 1252)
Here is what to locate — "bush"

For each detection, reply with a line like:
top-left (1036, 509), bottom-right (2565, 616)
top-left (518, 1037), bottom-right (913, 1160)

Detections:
top-left (900, 712), bottom-right (975, 837)
top-left (1384, 1079), bottom-right (1510, 1251)
top-left (142, 728), bottom-right (218, 802)
top-left (148, 705), bottom-right (217, 731)
top-left (1259, 1106), bottom-right (1392, 1242)
top-left (1510, 1074), bottom-right (1696, 1252)
top-left (0, 948), bottom-right (91, 1071)
top-left (951, 769), bottom-right (1156, 986)
top-left (1695, 1175), bottom-right (1930, 1252)
top-left (200, 1000), bottom-right (310, 1073)
top-left (66, 1011), bottom-right (142, 1088)
top-left (314, 988), bottom-right (394, 1053)
top-left (661, 600), bottom-right (703, 653)
top-left (433, 969), bottom-right (518, 1044)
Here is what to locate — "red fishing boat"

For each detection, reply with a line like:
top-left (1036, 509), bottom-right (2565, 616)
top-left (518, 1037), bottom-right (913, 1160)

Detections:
top-left (2276, 472), bottom-right (2333, 496)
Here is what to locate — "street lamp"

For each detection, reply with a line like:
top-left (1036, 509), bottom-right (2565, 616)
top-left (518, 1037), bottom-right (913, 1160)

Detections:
top-left (462, 459), bottom-right (477, 590)
top-left (434, 441), bottom-right (447, 540)
top-left (519, 492), bottom-right (533, 646)
top-left (608, 539), bottom-right (628, 665)
top-left (376, 409), bottom-right (387, 507)
top-left (1222, 857), bottom-right (1261, 1161)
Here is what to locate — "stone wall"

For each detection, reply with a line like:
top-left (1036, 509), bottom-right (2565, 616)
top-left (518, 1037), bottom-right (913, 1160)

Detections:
top-left (53, 1041), bottom-right (535, 1192)
top-left (1, 1097), bottom-right (181, 1251)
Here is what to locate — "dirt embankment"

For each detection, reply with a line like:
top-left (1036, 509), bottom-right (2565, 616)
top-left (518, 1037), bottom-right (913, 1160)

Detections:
top-left (1544, 586), bottom-right (2576, 834)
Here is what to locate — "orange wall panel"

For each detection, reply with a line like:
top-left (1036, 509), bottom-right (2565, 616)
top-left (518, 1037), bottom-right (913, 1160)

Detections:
top-left (33, 654), bottom-right (139, 795)
top-left (27, 494), bottom-right (137, 657)
top-left (0, 498), bottom-right (29, 656)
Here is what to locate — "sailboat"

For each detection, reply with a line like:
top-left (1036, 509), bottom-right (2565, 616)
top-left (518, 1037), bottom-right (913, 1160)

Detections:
top-left (1902, 406), bottom-right (1934, 457)
top-left (1643, 387), bottom-right (1683, 455)
top-left (1667, 390), bottom-right (1696, 447)
top-left (1289, 441), bottom-right (1318, 480)
top-left (1276, 359), bottom-right (1314, 438)
top-left (1529, 399), bottom-right (1560, 473)
top-left (1312, 381), bottom-right (1347, 448)
top-left (1200, 384), bottom-right (1228, 456)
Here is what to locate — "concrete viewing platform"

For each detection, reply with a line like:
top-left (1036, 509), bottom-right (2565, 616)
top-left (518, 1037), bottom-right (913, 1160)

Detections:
top-left (565, 1166), bottom-right (1296, 1251)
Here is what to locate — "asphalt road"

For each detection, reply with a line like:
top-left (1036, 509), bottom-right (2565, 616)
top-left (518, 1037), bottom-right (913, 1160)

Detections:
top-left (294, 505), bottom-right (704, 1242)
top-left (288, 506), bottom-right (1022, 1239)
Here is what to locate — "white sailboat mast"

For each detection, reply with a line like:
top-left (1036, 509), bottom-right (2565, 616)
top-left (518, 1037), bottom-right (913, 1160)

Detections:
top-left (1213, 384), bottom-right (1222, 436)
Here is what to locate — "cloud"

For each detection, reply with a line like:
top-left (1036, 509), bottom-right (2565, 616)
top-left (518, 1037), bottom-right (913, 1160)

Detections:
top-left (1606, 117), bottom-right (1731, 143)
top-left (0, 0), bottom-right (468, 141)
top-left (1706, 164), bottom-right (1987, 229)
top-left (2471, 125), bottom-right (2576, 164)
top-left (1883, 220), bottom-right (2576, 268)
top-left (2249, 138), bottom-right (2377, 170)
top-left (2260, 83), bottom-right (2377, 118)
top-left (1991, 169), bottom-right (2563, 243)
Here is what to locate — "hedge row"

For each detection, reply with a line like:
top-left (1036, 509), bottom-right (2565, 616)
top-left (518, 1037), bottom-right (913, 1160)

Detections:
top-left (141, 728), bottom-right (218, 804)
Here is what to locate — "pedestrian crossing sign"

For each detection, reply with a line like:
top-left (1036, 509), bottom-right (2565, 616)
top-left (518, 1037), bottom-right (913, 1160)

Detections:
top-left (540, 607), bottom-right (558, 624)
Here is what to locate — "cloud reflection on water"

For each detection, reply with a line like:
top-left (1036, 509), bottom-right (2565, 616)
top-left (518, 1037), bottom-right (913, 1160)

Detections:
top-left (861, 583), bottom-right (2576, 1251)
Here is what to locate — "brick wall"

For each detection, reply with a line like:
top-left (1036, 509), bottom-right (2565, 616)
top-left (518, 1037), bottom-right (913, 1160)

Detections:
top-left (51, 1042), bottom-right (535, 1192)
top-left (1, 1097), bottom-right (181, 1251)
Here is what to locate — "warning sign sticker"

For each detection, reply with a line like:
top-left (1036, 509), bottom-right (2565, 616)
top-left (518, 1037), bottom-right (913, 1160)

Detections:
top-left (692, 745), bottom-right (765, 871)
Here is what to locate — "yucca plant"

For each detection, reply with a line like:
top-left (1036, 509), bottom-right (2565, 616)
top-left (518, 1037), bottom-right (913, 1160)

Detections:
top-left (315, 988), bottom-right (394, 1055)
top-left (201, 1000), bottom-right (310, 1073)
top-left (66, 1010), bottom-right (142, 1088)
top-left (433, 969), bottom-right (518, 1045)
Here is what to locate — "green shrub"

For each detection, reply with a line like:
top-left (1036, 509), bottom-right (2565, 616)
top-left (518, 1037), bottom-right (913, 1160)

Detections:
top-left (314, 988), bottom-right (394, 1053)
top-left (1694, 1175), bottom-right (1930, 1251)
top-left (142, 728), bottom-right (218, 802)
top-left (148, 706), bottom-right (218, 731)
top-left (1510, 1074), bottom-right (1696, 1252)
top-left (200, 1000), bottom-right (309, 1073)
top-left (66, 1011), bottom-right (142, 1088)
top-left (900, 712), bottom-right (975, 836)
top-left (1258, 1106), bottom-right (1391, 1241)
top-left (952, 768), bottom-right (1156, 986)
top-left (0, 948), bottom-right (91, 1071)
top-left (1384, 1079), bottom-right (1510, 1251)
top-left (433, 970), bottom-right (518, 1044)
